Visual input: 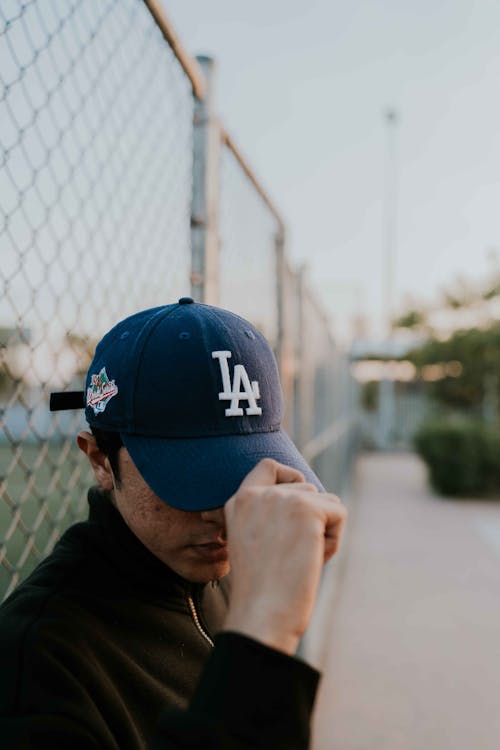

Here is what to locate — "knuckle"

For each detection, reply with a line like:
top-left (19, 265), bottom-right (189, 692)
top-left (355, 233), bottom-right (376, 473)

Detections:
top-left (258, 457), bottom-right (278, 470)
top-left (327, 493), bottom-right (343, 505)
top-left (262, 485), bottom-right (285, 503)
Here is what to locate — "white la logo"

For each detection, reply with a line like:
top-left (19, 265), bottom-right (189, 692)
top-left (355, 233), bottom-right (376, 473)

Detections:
top-left (212, 350), bottom-right (262, 417)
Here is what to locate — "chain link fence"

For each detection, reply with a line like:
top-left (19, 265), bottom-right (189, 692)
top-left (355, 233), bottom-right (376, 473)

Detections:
top-left (0, 0), bottom-right (193, 599)
top-left (294, 279), bottom-right (358, 491)
top-left (0, 0), bottom-right (359, 601)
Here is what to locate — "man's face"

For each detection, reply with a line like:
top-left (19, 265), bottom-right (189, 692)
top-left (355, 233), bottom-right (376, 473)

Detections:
top-left (112, 448), bottom-right (229, 583)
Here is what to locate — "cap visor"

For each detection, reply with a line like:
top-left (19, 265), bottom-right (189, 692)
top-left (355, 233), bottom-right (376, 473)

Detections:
top-left (121, 429), bottom-right (325, 511)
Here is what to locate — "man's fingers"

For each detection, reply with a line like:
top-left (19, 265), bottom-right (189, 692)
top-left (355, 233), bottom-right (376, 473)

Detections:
top-left (239, 458), bottom-right (306, 488)
top-left (322, 498), bottom-right (348, 561)
top-left (271, 482), bottom-right (319, 493)
top-left (233, 463), bottom-right (348, 564)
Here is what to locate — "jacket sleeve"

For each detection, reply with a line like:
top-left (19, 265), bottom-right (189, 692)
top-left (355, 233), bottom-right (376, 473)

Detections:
top-left (151, 632), bottom-right (321, 750)
top-left (0, 610), bottom-right (124, 750)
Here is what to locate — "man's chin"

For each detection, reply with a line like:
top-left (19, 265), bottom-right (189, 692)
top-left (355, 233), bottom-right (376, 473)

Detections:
top-left (186, 559), bottom-right (231, 584)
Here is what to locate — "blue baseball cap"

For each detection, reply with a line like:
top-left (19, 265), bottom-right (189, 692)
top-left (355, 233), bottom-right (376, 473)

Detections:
top-left (51, 299), bottom-right (324, 510)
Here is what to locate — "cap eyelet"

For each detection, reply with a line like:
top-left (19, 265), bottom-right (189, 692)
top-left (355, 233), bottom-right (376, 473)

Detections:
top-left (179, 332), bottom-right (191, 340)
top-left (244, 330), bottom-right (256, 339)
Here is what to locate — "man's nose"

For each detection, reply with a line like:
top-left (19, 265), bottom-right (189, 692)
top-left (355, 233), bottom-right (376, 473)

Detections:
top-left (200, 507), bottom-right (225, 526)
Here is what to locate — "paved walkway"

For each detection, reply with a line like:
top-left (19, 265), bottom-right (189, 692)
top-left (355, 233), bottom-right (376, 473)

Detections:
top-left (310, 452), bottom-right (500, 750)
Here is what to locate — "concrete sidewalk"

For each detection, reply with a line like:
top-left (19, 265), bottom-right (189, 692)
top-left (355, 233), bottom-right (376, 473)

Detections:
top-left (310, 452), bottom-right (500, 750)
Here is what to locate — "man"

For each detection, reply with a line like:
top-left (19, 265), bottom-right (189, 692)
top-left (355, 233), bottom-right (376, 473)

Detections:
top-left (0, 299), bottom-right (347, 748)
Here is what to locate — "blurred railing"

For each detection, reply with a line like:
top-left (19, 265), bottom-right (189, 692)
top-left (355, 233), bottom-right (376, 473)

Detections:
top-left (0, 0), bottom-right (359, 600)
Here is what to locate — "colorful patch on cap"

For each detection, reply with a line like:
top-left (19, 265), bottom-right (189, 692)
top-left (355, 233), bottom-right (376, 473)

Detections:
top-left (86, 367), bottom-right (118, 415)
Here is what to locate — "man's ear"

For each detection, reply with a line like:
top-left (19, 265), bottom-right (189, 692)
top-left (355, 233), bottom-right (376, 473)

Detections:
top-left (77, 431), bottom-right (115, 491)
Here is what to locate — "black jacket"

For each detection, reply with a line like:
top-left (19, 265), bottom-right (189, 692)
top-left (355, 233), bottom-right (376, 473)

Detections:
top-left (0, 487), bottom-right (229, 747)
top-left (0, 488), bottom-right (319, 749)
top-left (153, 631), bottom-right (320, 749)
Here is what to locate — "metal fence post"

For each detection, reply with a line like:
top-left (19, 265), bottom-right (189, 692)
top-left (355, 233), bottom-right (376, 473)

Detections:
top-left (295, 265), bottom-right (305, 450)
top-left (378, 370), bottom-right (395, 449)
top-left (275, 227), bottom-right (286, 373)
top-left (191, 55), bottom-right (220, 304)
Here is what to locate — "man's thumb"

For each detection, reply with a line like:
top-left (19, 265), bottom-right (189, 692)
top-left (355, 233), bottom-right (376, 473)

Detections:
top-left (239, 458), bottom-right (306, 488)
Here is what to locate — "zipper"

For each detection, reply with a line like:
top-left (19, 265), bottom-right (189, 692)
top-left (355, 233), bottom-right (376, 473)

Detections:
top-left (187, 594), bottom-right (214, 648)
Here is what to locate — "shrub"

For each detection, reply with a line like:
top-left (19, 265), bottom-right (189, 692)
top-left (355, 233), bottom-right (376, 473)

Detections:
top-left (414, 418), bottom-right (500, 496)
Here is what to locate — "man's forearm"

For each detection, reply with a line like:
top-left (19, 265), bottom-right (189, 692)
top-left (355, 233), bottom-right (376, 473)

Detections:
top-left (152, 632), bottom-right (320, 750)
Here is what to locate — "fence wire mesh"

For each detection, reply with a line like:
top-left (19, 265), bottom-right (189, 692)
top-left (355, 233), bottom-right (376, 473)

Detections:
top-left (1, 1), bottom-right (359, 603)
top-left (296, 281), bottom-right (358, 490)
top-left (0, 0), bottom-right (193, 599)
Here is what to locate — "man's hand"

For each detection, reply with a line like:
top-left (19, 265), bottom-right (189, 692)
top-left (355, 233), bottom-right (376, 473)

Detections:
top-left (223, 459), bottom-right (347, 656)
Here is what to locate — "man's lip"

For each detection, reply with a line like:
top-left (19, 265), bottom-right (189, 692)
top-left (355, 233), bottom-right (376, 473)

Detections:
top-left (190, 541), bottom-right (229, 562)
top-left (193, 541), bottom-right (227, 550)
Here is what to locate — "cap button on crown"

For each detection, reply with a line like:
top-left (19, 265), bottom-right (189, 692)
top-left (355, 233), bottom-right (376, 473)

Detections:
top-left (178, 297), bottom-right (194, 305)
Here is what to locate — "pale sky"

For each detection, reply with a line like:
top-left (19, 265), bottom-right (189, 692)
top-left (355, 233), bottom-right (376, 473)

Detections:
top-left (167, 0), bottom-right (500, 338)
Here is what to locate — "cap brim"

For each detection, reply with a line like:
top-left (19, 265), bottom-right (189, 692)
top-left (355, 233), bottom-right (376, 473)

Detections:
top-left (121, 429), bottom-right (324, 511)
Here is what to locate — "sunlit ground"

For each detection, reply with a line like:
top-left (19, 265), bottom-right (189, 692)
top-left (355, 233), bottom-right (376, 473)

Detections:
top-left (312, 452), bottom-right (500, 750)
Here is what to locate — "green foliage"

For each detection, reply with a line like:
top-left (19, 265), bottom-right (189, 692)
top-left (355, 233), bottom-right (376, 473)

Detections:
top-left (408, 322), bottom-right (500, 411)
top-left (0, 369), bottom-right (11, 395)
top-left (392, 309), bottom-right (427, 330)
top-left (361, 380), bottom-right (378, 412)
top-left (443, 292), bottom-right (466, 309)
top-left (482, 282), bottom-right (500, 301)
top-left (65, 333), bottom-right (98, 377)
top-left (442, 275), bottom-right (476, 310)
top-left (414, 418), bottom-right (500, 496)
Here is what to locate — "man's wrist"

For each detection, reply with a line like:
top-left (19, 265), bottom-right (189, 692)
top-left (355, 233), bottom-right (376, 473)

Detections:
top-left (222, 614), bottom-right (300, 656)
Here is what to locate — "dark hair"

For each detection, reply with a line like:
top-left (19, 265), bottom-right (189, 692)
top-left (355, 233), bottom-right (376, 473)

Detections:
top-left (90, 427), bottom-right (124, 486)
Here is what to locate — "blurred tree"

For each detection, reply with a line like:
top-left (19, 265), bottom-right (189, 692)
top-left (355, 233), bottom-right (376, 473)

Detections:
top-left (482, 281), bottom-right (500, 301)
top-left (0, 326), bottom-right (30, 398)
top-left (361, 380), bottom-right (378, 412)
top-left (408, 323), bottom-right (500, 414)
top-left (392, 308), bottom-right (427, 330)
top-left (64, 333), bottom-right (97, 378)
top-left (442, 275), bottom-right (476, 310)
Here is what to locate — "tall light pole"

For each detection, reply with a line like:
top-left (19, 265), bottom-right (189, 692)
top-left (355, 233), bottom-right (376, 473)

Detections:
top-left (378, 108), bottom-right (399, 450)
top-left (383, 107), bottom-right (399, 338)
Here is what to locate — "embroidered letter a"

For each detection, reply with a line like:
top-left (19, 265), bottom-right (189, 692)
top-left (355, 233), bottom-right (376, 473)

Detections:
top-left (212, 351), bottom-right (262, 417)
